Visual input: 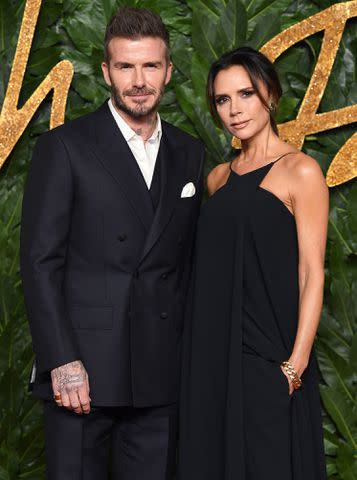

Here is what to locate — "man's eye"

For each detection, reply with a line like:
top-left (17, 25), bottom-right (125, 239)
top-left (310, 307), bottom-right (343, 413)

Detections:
top-left (146, 64), bottom-right (158, 69)
top-left (120, 65), bottom-right (131, 70)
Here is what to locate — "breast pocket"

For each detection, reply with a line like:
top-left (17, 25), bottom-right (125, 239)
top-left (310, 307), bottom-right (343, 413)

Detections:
top-left (179, 195), bottom-right (195, 203)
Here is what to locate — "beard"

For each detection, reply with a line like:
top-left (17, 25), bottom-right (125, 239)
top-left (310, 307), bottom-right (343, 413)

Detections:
top-left (110, 81), bottom-right (164, 119)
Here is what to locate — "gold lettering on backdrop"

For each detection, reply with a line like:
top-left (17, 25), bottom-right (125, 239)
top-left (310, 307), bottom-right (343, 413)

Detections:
top-left (0, 0), bottom-right (73, 169)
top-left (0, 1), bottom-right (356, 186)
top-left (232, 0), bottom-right (357, 187)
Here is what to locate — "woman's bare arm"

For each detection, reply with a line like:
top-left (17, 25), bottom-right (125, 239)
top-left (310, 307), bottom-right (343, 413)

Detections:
top-left (283, 153), bottom-right (329, 392)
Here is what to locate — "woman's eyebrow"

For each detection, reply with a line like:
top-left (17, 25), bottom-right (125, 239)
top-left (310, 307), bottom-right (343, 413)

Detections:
top-left (215, 87), bottom-right (254, 96)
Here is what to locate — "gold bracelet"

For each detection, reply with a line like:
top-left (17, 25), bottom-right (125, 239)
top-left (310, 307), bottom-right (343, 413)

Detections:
top-left (281, 361), bottom-right (302, 390)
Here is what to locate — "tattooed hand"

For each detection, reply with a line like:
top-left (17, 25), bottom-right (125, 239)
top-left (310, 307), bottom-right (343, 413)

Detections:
top-left (51, 360), bottom-right (91, 414)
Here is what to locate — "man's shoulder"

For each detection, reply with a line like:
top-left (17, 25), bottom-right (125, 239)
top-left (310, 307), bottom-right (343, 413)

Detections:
top-left (38, 103), bottom-right (107, 144)
top-left (161, 120), bottom-right (204, 151)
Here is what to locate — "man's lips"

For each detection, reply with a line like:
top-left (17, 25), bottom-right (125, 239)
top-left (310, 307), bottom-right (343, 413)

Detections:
top-left (231, 120), bottom-right (250, 129)
top-left (126, 92), bottom-right (153, 100)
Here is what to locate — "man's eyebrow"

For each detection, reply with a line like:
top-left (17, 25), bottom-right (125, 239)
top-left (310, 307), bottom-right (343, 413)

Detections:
top-left (112, 61), bottom-right (163, 67)
top-left (144, 61), bottom-right (163, 66)
top-left (113, 61), bottom-right (133, 67)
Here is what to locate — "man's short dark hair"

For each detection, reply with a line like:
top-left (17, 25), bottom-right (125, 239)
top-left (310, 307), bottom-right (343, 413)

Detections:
top-left (104, 7), bottom-right (170, 63)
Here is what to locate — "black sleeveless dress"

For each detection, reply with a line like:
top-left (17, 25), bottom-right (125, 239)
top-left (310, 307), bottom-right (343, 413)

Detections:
top-left (178, 156), bottom-right (326, 480)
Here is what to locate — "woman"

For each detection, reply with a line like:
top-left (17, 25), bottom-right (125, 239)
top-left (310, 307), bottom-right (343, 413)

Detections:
top-left (178, 47), bottom-right (328, 479)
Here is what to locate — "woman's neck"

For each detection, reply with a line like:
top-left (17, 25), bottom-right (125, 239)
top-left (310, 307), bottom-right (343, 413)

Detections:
top-left (239, 126), bottom-right (281, 164)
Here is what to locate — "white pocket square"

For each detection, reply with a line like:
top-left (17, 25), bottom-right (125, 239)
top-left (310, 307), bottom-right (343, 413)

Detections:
top-left (181, 182), bottom-right (196, 198)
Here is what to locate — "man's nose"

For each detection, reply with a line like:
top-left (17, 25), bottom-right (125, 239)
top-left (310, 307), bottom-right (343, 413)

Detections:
top-left (133, 68), bottom-right (145, 88)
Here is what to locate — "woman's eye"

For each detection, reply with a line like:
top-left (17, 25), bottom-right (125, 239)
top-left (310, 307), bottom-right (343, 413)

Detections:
top-left (242, 90), bottom-right (254, 98)
top-left (215, 96), bottom-right (228, 105)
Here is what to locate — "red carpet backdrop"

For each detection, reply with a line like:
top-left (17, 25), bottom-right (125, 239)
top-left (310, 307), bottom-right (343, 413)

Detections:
top-left (0, 0), bottom-right (356, 478)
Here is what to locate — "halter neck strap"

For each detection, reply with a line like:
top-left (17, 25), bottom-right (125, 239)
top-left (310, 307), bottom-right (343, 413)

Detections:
top-left (271, 151), bottom-right (296, 165)
top-left (229, 151), bottom-right (296, 174)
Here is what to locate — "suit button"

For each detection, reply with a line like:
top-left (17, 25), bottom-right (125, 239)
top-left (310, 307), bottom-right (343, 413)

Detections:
top-left (118, 234), bottom-right (127, 242)
top-left (160, 312), bottom-right (168, 319)
top-left (133, 270), bottom-right (139, 278)
top-left (161, 273), bottom-right (168, 280)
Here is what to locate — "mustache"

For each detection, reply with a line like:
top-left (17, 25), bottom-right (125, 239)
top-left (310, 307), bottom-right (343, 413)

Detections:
top-left (123, 87), bottom-right (156, 96)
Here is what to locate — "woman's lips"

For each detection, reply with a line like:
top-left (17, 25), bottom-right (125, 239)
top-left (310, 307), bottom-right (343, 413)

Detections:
top-left (231, 120), bottom-right (250, 129)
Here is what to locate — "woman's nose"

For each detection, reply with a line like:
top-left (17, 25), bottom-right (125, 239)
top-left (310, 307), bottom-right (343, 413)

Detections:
top-left (230, 100), bottom-right (242, 116)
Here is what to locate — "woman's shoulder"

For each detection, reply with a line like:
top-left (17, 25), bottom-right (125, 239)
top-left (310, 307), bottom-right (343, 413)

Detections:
top-left (207, 162), bottom-right (231, 196)
top-left (280, 149), bottom-right (328, 201)
top-left (282, 150), bottom-right (325, 182)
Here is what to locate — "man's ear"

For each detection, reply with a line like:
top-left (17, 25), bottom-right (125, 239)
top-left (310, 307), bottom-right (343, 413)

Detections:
top-left (101, 62), bottom-right (112, 87)
top-left (165, 61), bottom-right (173, 86)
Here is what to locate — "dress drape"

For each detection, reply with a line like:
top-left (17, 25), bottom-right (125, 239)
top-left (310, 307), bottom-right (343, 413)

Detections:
top-left (178, 157), bottom-right (326, 479)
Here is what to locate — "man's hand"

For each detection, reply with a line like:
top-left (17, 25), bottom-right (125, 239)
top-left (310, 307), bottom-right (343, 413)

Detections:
top-left (51, 360), bottom-right (91, 414)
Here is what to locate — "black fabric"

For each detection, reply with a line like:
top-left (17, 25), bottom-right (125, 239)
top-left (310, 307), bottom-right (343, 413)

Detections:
top-left (178, 159), bottom-right (326, 479)
top-left (20, 101), bottom-right (205, 407)
top-left (149, 146), bottom-right (162, 211)
top-left (43, 401), bottom-right (178, 480)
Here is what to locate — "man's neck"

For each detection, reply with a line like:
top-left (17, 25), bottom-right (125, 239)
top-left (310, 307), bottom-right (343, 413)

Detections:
top-left (112, 100), bottom-right (158, 142)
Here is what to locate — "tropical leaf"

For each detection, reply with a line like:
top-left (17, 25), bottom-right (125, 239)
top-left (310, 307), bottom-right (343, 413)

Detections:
top-left (218, 0), bottom-right (247, 51)
top-left (0, 0), bottom-right (356, 477)
top-left (61, 1), bottom-right (107, 56)
top-left (320, 385), bottom-right (357, 448)
top-left (336, 442), bottom-right (357, 480)
top-left (191, 1), bottom-right (223, 63)
top-left (176, 82), bottom-right (227, 163)
top-left (246, 0), bottom-right (292, 48)
top-left (0, 0), bottom-right (18, 56)
top-left (320, 20), bottom-right (357, 110)
top-left (171, 34), bottom-right (193, 78)
top-left (317, 341), bottom-right (356, 400)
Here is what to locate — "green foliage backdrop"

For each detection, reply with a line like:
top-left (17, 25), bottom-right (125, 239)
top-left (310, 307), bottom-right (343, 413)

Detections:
top-left (0, 0), bottom-right (356, 478)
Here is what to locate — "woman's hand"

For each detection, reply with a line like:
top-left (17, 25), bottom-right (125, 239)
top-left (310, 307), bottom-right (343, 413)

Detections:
top-left (281, 357), bottom-right (307, 395)
top-left (280, 364), bottom-right (294, 395)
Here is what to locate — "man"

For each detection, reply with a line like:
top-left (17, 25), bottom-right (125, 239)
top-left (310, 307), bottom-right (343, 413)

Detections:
top-left (20, 7), bottom-right (204, 479)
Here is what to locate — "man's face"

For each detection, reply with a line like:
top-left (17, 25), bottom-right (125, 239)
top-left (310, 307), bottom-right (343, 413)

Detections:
top-left (102, 36), bottom-right (172, 119)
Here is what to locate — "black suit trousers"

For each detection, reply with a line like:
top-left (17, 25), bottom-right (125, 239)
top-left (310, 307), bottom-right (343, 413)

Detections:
top-left (43, 402), bottom-right (177, 480)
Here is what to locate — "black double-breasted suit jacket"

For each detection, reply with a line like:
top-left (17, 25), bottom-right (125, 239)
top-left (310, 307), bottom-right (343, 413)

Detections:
top-left (20, 102), bottom-right (204, 407)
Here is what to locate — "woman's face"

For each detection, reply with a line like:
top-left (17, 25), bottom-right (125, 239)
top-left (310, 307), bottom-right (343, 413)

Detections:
top-left (213, 65), bottom-right (271, 141)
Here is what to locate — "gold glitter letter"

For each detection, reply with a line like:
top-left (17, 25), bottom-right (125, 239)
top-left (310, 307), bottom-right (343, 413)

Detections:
top-left (0, 0), bottom-right (74, 169)
top-left (261, 1), bottom-right (357, 186)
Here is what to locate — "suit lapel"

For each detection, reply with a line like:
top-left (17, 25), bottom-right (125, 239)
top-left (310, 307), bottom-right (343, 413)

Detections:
top-left (90, 103), bottom-right (154, 231)
top-left (139, 127), bottom-right (187, 264)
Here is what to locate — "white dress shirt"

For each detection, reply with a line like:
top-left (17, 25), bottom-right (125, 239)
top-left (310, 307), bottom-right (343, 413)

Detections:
top-left (108, 99), bottom-right (162, 189)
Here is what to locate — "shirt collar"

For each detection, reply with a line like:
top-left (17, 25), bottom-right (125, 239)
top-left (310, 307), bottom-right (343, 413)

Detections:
top-left (108, 98), bottom-right (162, 144)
